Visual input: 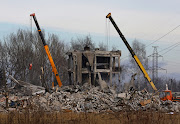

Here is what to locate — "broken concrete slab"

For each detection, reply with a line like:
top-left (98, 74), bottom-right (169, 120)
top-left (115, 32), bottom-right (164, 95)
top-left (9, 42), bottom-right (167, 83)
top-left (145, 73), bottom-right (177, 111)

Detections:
top-left (9, 75), bottom-right (45, 96)
top-left (97, 72), bottom-right (109, 92)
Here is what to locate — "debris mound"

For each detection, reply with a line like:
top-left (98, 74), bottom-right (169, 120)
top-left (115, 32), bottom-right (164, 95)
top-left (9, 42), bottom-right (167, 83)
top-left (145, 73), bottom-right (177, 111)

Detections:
top-left (1, 83), bottom-right (179, 113)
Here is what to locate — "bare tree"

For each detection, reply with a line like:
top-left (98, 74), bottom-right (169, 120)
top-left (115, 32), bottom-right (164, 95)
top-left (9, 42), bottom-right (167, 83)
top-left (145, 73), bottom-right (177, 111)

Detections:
top-left (129, 39), bottom-right (148, 90)
top-left (2, 29), bottom-right (68, 87)
top-left (6, 30), bottom-right (33, 82)
top-left (98, 42), bottom-right (107, 51)
top-left (47, 34), bottom-right (68, 84)
top-left (70, 35), bottom-right (95, 50)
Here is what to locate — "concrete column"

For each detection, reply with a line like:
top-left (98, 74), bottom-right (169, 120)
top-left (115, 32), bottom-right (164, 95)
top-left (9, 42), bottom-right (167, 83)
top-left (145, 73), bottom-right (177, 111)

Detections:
top-left (93, 54), bottom-right (96, 86)
top-left (118, 55), bottom-right (121, 91)
top-left (113, 57), bottom-right (115, 71)
top-left (68, 55), bottom-right (72, 85)
top-left (89, 67), bottom-right (91, 87)
top-left (118, 56), bottom-right (121, 82)
top-left (110, 54), bottom-right (112, 86)
top-left (73, 55), bottom-right (76, 85)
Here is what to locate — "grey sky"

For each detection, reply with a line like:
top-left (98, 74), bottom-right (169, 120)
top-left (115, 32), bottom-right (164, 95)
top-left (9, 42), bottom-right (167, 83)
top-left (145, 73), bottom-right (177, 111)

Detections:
top-left (0, 0), bottom-right (180, 80)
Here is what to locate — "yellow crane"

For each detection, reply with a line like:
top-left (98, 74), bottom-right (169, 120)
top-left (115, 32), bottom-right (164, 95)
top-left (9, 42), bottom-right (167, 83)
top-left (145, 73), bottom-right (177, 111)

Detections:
top-left (30, 13), bottom-right (62, 87)
top-left (106, 13), bottom-right (157, 91)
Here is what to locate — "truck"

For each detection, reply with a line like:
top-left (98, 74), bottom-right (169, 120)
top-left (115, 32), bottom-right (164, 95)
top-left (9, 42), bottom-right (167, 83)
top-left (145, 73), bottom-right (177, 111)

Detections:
top-left (30, 13), bottom-right (62, 87)
top-left (106, 13), bottom-right (157, 91)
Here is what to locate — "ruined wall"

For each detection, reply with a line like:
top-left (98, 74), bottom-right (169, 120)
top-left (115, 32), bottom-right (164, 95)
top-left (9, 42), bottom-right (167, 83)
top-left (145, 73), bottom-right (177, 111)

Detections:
top-left (67, 48), bottom-right (121, 86)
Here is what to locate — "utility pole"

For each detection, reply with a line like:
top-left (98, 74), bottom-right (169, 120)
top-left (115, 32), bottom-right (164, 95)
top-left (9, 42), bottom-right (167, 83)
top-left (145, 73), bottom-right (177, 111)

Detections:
top-left (171, 79), bottom-right (173, 91)
top-left (148, 46), bottom-right (163, 85)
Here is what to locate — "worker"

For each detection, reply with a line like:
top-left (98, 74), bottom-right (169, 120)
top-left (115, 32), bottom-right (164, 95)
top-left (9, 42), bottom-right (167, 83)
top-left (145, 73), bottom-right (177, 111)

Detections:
top-left (29, 63), bottom-right (32, 70)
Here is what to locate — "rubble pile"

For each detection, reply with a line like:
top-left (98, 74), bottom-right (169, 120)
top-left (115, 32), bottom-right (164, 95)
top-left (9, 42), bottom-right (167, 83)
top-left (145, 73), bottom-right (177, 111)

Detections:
top-left (0, 83), bottom-right (180, 113)
top-left (31, 84), bottom-right (123, 112)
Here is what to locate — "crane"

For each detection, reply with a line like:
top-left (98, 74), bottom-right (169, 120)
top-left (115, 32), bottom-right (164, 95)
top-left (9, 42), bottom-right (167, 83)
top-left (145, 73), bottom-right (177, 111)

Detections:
top-left (106, 13), bottom-right (157, 91)
top-left (30, 13), bottom-right (62, 87)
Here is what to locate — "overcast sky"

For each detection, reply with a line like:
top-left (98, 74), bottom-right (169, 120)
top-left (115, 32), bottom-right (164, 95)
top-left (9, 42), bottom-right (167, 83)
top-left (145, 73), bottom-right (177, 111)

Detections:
top-left (0, 0), bottom-right (180, 80)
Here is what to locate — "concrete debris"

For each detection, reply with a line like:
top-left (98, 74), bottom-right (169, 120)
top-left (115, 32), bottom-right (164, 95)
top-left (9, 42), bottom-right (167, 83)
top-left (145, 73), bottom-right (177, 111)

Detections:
top-left (0, 83), bottom-right (180, 113)
top-left (9, 75), bottom-right (45, 95)
top-left (97, 72), bottom-right (109, 92)
top-left (123, 73), bottom-right (136, 92)
top-left (140, 99), bottom-right (151, 106)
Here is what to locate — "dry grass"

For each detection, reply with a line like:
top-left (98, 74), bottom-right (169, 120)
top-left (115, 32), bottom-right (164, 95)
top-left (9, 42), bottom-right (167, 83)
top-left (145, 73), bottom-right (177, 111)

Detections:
top-left (0, 110), bottom-right (179, 124)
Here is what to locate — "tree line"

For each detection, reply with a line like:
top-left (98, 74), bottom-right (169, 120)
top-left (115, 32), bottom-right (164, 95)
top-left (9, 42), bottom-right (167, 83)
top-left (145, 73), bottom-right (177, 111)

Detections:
top-left (0, 29), bottom-right (108, 88)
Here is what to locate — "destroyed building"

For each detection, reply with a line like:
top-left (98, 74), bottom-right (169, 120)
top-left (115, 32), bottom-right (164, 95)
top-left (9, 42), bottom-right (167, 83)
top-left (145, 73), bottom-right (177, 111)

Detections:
top-left (67, 46), bottom-right (121, 86)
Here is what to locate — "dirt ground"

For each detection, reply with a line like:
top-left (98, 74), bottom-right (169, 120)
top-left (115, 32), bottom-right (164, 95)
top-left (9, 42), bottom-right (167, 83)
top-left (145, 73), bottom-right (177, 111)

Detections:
top-left (0, 110), bottom-right (179, 124)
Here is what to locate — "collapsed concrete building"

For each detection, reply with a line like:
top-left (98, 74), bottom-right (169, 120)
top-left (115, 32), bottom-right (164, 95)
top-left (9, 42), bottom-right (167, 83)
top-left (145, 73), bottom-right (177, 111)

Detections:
top-left (67, 47), bottom-right (121, 86)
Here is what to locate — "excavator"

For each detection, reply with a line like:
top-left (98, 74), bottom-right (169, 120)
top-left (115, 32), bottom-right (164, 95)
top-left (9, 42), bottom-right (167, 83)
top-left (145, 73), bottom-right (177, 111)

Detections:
top-left (106, 13), bottom-right (157, 91)
top-left (30, 13), bottom-right (62, 87)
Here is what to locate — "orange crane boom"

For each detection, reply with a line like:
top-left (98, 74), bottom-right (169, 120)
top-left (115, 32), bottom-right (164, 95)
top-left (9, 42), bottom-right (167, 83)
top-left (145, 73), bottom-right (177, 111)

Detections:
top-left (30, 13), bottom-right (62, 87)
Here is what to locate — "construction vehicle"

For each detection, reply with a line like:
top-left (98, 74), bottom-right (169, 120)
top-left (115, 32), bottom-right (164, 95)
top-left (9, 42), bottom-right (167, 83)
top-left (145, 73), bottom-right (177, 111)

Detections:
top-left (160, 84), bottom-right (180, 102)
top-left (30, 13), bottom-right (62, 87)
top-left (106, 13), bottom-right (157, 91)
top-left (161, 90), bottom-right (180, 102)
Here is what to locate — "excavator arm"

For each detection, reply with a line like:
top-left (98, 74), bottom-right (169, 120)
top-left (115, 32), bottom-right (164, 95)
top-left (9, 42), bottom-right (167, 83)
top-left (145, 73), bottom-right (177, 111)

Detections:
top-left (106, 13), bottom-right (157, 91)
top-left (30, 13), bottom-right (62, 87)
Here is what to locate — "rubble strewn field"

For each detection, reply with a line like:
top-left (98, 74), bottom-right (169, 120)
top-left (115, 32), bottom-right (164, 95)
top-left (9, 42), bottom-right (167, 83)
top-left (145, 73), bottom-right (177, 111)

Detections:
top-left (0, 83), bottom-right (180, 113)
top-left (0, 83), bottom-right (180, 123)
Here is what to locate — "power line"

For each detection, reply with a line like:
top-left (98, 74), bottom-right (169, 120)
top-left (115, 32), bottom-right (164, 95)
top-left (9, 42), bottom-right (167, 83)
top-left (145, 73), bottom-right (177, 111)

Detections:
top-left (159, 42), bottom-right (180, 53)
top-left (165, 60), bottom-right (180, 65)
top-left (120, 25), bottom-right (180, 61)
top-left (161, 43), bottom-right (180, 55)
top-left (105, 19), bottom-right (110, 51)
top-left (148, 46), bottom-right (163, 84)
top-left (146, 41), bottom-right (180, 56)
top-left (165, 64), bottom-right (180, 67)
top-left (105, 19), bottom-right (108, 50)
top-left (145, 24), bottom-right (180, 48)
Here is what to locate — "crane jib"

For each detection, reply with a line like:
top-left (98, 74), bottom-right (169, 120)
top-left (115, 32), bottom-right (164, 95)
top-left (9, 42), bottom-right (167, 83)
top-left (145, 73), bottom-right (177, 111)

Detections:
top-left (108, 16), bottom-right (135, 57)
top-left (32, 15), bottom-right (47, 46)
top-left (106, 13), bottom-right (157, 91)
top-left (30, 13), bottom-right (62, 87)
